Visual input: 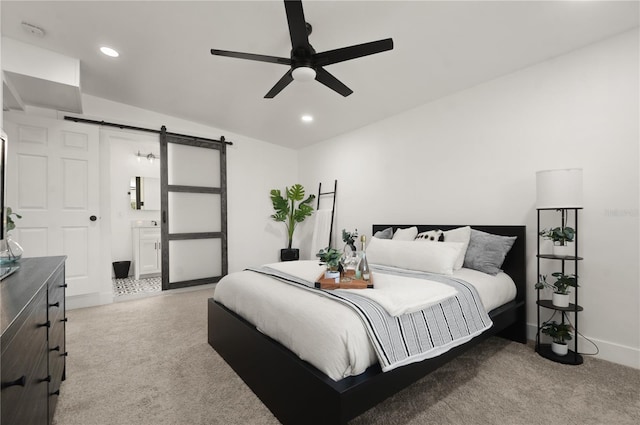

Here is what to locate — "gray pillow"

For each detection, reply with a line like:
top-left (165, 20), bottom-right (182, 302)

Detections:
top-left (373, 227), bottom-right (393, 239)
top-left (463, 229), bottom-right (516, 275)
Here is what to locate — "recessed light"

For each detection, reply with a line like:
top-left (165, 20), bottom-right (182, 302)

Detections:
top-left (100, 46), bottom-right (119, 58)
top-left (301, 115), bottom-right (313, 123)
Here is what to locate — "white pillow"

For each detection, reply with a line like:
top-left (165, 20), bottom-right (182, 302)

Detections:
top-left (392, 226), bottom-right (418, 241)
top-left (366, 238), bottom-right (464, 275)
top-left (442, 226), bottom-right (471, 270)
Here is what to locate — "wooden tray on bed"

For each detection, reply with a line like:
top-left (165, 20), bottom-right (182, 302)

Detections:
top-left (314, 271), bottom-right (373, 290)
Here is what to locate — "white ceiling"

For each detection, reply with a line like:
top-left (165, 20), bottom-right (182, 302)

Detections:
top-left (1, 1), bottom-right (638, 148)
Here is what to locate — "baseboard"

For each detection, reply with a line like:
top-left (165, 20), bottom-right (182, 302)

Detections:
top-left (67, 291), bottom-right (114, 310)
top-left (526, 323), bottom-right (639, 369)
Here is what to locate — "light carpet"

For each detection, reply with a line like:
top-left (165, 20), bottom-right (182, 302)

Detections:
top-left (53, 288), bottom-right (640, 425)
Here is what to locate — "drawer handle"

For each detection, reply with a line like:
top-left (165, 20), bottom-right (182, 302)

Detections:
top-left (41, 375), bottom-right (51, 383)
top-left (61, 283), bottom-right (68, 288)
top-left (49, 301), bottom-right (60, 308)
top-left (39, 321), bottom-right (51, 328)
top-left (50, 345), bottom-right (60, 352)
top-left (62, 352), bottom-right (69, 357)
top-left (50, 389), bottom-right (60, 396)
top-left (61, 318), bottom-right (68, 323)
top-left (1, 375), bottom-right (26, 389)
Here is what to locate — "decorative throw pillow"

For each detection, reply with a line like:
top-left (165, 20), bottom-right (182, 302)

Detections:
top-left (442, 226), bottom-right (471, 270)
top-left (373, 227), bottom-right (393, 239)
top-left (415, 230), bottom-right (444, 242)
top-left (366, 237), bottom-right (464, 275)
top-left (392, 226), bottom-right (418, 241)
top-left (463, 229), bottom-right (516, 275)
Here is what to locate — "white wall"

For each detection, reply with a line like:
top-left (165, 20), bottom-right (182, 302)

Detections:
top-left (80, 95), bottom-right (299, 274)
top-left (298, 29), bottom-right (639, 368)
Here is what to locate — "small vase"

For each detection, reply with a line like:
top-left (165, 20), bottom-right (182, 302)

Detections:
top-left (341, 249), bottom-right (359, 277)
top-left (553, 242), bottom-right (574, 257)
top-left (552, 292), bottom-right (570, 308)
top-left (551, 341), bottom-right (568, 356)
top-left (0, 236), bottom-right (24, 265)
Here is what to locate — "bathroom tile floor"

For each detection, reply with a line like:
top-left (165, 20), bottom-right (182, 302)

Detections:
top-left (112, 276), bottom-right (161, 297)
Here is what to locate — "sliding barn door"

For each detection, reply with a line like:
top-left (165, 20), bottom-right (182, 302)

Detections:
top-left (160, 128), bottom-right (227, 290)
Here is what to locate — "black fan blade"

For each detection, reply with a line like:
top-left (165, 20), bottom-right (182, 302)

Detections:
top-left (284, 0), bottom-right (310, 50)
top-left (315, 67), bottom-right (353, 97)
top-left (265, 69), bottom-right (294, 98)
top-left (211, 49), bottom-right (291, 66)
top-left (314, 38), bottom-right (393, 67)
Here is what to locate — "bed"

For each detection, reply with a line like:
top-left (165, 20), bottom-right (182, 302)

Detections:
top-left (208, 225), bottom-right (526, 424)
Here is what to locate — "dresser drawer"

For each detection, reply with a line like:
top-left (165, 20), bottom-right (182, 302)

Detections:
top-left (1, 288), bottom-right (49, 425)
top-left (47, 266), bottom-right (66, 308)
top-left (2, 351), bottom-right (48, 425)
top-left (49, 314), bottom-right (66, 381)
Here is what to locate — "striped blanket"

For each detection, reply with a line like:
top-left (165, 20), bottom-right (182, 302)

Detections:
top-left (246, 265), bottom-right (492, 372)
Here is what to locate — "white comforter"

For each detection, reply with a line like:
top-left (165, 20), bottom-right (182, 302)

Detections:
top-left (212, 261), bottom-right (516, 381)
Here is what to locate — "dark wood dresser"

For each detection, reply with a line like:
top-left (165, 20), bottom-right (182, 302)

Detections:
top-left (1, 256), bottom-right (67, 425)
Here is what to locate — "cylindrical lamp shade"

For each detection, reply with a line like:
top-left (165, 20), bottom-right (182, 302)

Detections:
top-left (536, 168), bottom-right (583, 209)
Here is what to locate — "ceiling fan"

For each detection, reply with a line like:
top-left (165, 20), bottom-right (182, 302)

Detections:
top-left (210, 0), bottom-right (393, 98)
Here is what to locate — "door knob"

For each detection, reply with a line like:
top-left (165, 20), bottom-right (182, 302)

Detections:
top-left (90, 215), bottom-right (97, 221)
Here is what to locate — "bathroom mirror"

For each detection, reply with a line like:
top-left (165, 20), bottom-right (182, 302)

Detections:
top-left (130, 176), bottom-right (161, 210)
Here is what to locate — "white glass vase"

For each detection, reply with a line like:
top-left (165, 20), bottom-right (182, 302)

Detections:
top-left (0, 236), bottom-right (24, 265)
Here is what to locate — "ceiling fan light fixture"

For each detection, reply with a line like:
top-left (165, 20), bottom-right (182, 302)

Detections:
top-left (292, 66), bottom-right (316, 82)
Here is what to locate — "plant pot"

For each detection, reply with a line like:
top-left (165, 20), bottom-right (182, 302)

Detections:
top-left (553, 242), bottom-right (575, 257)
top-left (280, 248), bottom-right (299, 262)
top-left (324, 270), bottom-right (340, 283)
top-left (551, 341), bottom-right (568, 356)
top-left (552, 292), bottom-right (570, 308)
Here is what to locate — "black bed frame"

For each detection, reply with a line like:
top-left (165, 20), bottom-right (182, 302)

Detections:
top-left (208, 225), bottom-right (527, 424)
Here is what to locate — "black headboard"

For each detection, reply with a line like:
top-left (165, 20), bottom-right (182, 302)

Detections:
top-left (371, 225), bottom-right (527, 304)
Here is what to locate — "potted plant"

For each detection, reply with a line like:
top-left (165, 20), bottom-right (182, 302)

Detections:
top-left (270, 184), bottom-right (315, 261)
top-left (535, 272), bottom-right (578, 307)
top-left (539, 226), bottom-right (575, 256)
top-left (316, 247), bottom-right (342, 282)
top-left (1, 207), bottom-right (24, 265)
top-left (541, 320), bottom-right (573, 356)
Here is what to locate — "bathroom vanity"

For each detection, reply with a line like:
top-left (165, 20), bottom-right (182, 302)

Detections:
top-left (132, 221), bottom-right (161, 280)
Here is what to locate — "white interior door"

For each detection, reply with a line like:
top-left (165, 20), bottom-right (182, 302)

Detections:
top-left (5, 113), bottom-right (101, 298)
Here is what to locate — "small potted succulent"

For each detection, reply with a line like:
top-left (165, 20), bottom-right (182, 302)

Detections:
top-left (270, 184), bottom-right (315, 261)
top-left (539, 226), bottom-right (575, 256)
top-left (316, 247), bottom-right (342, 283)
top-left (535, 272), bottom-right (578, 307)
top-left (541, 320), bottom-right (573, 356)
